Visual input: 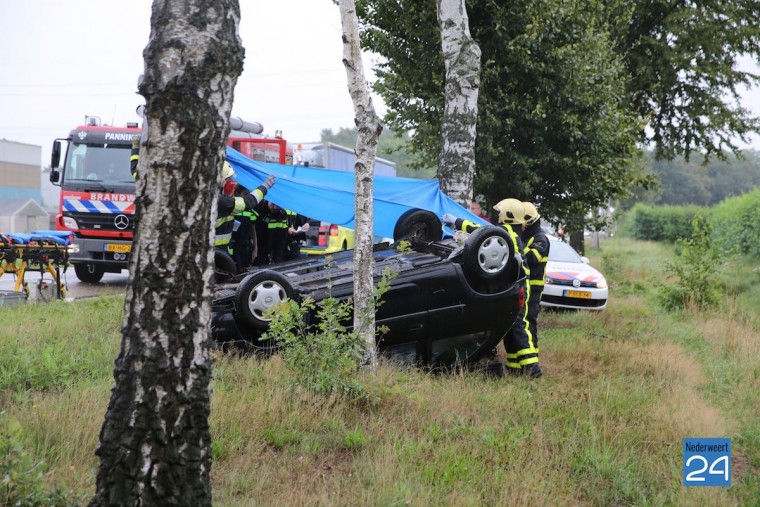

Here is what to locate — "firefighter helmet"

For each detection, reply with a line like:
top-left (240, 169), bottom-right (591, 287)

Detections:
top-left (493, 198), bottom-right (526, 225)
top-left (222, 161), bottom-right (235, 181)
top-left (522, 201), bottom-right (540, 226)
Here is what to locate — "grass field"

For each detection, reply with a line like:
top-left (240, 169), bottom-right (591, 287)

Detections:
top-left (1, 237), bottom-right (758, 506)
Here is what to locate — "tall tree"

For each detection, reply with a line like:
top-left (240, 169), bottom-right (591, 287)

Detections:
top-left (436, 0), bottom-right (481, 205)
top-left (89, 1), bottom-right (244, 505)
top-left (606, 0), bottom-right (760, 160)
top-left (356, 0), bottom-right (643, 232)
top-left (339, 0), bottom-right (383, 370)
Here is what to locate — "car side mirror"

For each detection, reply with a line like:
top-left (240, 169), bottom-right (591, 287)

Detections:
top-left (581, 256), bottom-right (590, 264)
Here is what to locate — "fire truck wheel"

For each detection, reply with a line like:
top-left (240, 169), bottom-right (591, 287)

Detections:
top-left (234, 270), bottom-right (295, 330)
top-left (393, 209), bottom-right (443, 242)
top-left (74, 263), bottom-right (105, 283)
top-left (462, 226), bottom-right (514, 280)
top-left (214, 250), bottom-right (237, 283)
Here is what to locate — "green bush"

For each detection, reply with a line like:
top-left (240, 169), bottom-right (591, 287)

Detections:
top-left (659, 215), bottom-right (724, 310)
top-left (263, 296), bottom-right (367, 398)
top-left (712, 188), bottom-right (760, 259)
top-left (624, 203), bottom-right (704, 242)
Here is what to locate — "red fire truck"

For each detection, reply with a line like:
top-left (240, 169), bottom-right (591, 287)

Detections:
top-left (50, 115), bottom-right (288, 282)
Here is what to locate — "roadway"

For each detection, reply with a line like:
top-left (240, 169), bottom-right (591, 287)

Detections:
top-left (0, 269), bottom-right (130, 304)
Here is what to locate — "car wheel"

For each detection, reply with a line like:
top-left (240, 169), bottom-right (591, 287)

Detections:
top-left (234, 270), bottom-right (295, 330)
top-left (214, 249), bottom-right (237, 283)
top-left (393, 209), bottom-right (443, 242)
top-left (463, 226), bottom-right (513, 280)
top-left (74, 263), bottom-right (105, 283)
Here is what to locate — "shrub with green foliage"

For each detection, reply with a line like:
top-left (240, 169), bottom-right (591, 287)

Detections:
top-left (622, 203), bottom-right (704, 242)
top-left (712, 188), bottom-right (760, 260)
top-left (263, 296), bottom-right (367, 398)
top-left (659, 215), bottom-right (724, 310)
top-left (262, 268), bottom-right (396, 400)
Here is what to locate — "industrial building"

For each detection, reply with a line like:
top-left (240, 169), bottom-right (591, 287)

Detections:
top-left (0, 139), bottom-right (48, 233)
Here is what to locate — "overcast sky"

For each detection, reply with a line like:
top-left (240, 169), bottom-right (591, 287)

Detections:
top-left (0, 0), bottom-right (381, 164)
top-left (1, 1), bottom-right (758, 166)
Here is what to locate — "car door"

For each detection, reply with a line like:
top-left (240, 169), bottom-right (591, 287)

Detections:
top-left (375, 282), bottom-right (427, 350)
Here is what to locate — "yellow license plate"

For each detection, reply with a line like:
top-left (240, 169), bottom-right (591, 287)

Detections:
top-left (105, 243), bottom-right (132, 253)
top-left (565, 290), bottom-right (591, 299)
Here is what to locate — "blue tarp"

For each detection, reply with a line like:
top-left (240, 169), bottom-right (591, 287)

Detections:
top-left (226, 146), bottom-right (488, 240)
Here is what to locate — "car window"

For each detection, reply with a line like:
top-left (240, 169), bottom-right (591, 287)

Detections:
top-left (548, 240), bottom-right (583, 263)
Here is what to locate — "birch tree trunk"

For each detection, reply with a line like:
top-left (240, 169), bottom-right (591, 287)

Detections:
top-left (436, 0), bottom-right (481, 206)
top-left (339, 0), bottom-right (383, 371)
top-left (89, 1), bottom-right (244, 505)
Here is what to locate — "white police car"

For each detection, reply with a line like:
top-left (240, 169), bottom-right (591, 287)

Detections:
top-left (541, 237), bottom-right (608, 310)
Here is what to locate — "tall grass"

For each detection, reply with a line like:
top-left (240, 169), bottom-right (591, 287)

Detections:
top-left (0, 240), bottom-right (758, 506)
top-left (0, 296), bottom-right (122, 392)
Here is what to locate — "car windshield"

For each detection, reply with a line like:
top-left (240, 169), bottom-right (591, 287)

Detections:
top-left (548, 240), bottom-right (583, 263)
top-left (63, 142), bottom-right (132, 185)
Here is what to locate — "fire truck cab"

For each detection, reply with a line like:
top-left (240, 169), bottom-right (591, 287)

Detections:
top-left (50, 116), bottom-right (139, 282)
top-left (50, 115), bottom-right (289, 283)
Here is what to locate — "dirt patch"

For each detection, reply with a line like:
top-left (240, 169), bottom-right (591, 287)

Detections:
top-left (632, 342), bottom-right (732, 437)
top-left (317, 449), bottom-right (356, 477)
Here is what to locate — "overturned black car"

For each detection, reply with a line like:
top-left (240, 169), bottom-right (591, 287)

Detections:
top-left (211, 211), bottom-right (525, 368)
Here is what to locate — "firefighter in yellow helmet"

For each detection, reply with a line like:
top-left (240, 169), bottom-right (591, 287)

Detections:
top-left (521, 201), bottom-right (550, 356)
top-left (215, 161), bottom-right (275, 269)
top-left (442, 198), bottom-right (542, 378)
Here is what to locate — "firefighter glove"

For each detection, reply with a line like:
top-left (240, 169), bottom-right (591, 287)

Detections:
top-left (131, 135), bottom-right (140, 149)
top-left (262, 174), bottom-right (276, 190)
top-left (442, 213), bottom-right (456, 227)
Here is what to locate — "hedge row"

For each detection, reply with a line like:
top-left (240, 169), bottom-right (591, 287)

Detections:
top-left (619, 203), bottom-right (704, 242)
top-left (617, 190), bottom-right (760, 259)
top-left (712, 188), bottom-right (760, 259)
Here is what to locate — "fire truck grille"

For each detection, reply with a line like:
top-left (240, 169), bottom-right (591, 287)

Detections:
top-left (68, 212), bottom-right (135, 232)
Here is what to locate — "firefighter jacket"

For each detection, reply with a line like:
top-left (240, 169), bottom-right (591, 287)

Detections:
top-left (522, 221), bottom-right (550, 289)
top-left (130, 137), bottom-right (140, 179)
top-left (215, 186), bottom-right (268, 249)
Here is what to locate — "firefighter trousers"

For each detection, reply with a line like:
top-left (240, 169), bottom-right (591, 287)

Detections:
top-left (526, 287), bottom-right (543, 354)
top-left (504, 281), bottom-right (539, 370)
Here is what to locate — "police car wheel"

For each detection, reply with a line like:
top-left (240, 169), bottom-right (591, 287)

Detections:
top-left (234, 270), bottom-right (295, 330)
top-left (393, 209), bottom-right (443, 242)
top-left (462, 226), bottom-right (513, 280)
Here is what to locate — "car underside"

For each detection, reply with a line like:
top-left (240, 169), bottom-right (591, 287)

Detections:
top-left (211, 211), bottom-right (526, 369)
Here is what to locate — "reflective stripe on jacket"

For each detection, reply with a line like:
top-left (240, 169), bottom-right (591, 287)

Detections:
top-left (522, 222), bottom-right (549, 287)
top-left (216, 186), bottom-right (267, 247)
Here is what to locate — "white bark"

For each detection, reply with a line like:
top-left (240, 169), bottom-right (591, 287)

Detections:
top-left (90, 1), bottom-right (244, 505)
top-left (339, 0), bottom-right (383, 371)
top-left (436, 0), bottom-right (481, 205)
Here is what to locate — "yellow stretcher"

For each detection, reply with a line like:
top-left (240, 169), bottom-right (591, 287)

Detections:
top-left (0, 231), bottom-right (74, 300)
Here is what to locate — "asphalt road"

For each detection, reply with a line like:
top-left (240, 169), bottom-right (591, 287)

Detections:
top-left (0, 269), bottom-right (130, 303)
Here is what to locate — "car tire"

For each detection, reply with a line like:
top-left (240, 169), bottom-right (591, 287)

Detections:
top-left (234, 270), bottom-right (295, 330)
top-left (462, 226), bottom-right (514, 280)
top-left (393, 209), bottom-right (443, 242)
top-left (214, 249), bottom-right (237, 283)
top-left (74, 263), bottom-right (105, 283)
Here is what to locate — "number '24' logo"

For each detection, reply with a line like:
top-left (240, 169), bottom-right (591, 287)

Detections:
top-left (683, 438), bottom-right (731, 487)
